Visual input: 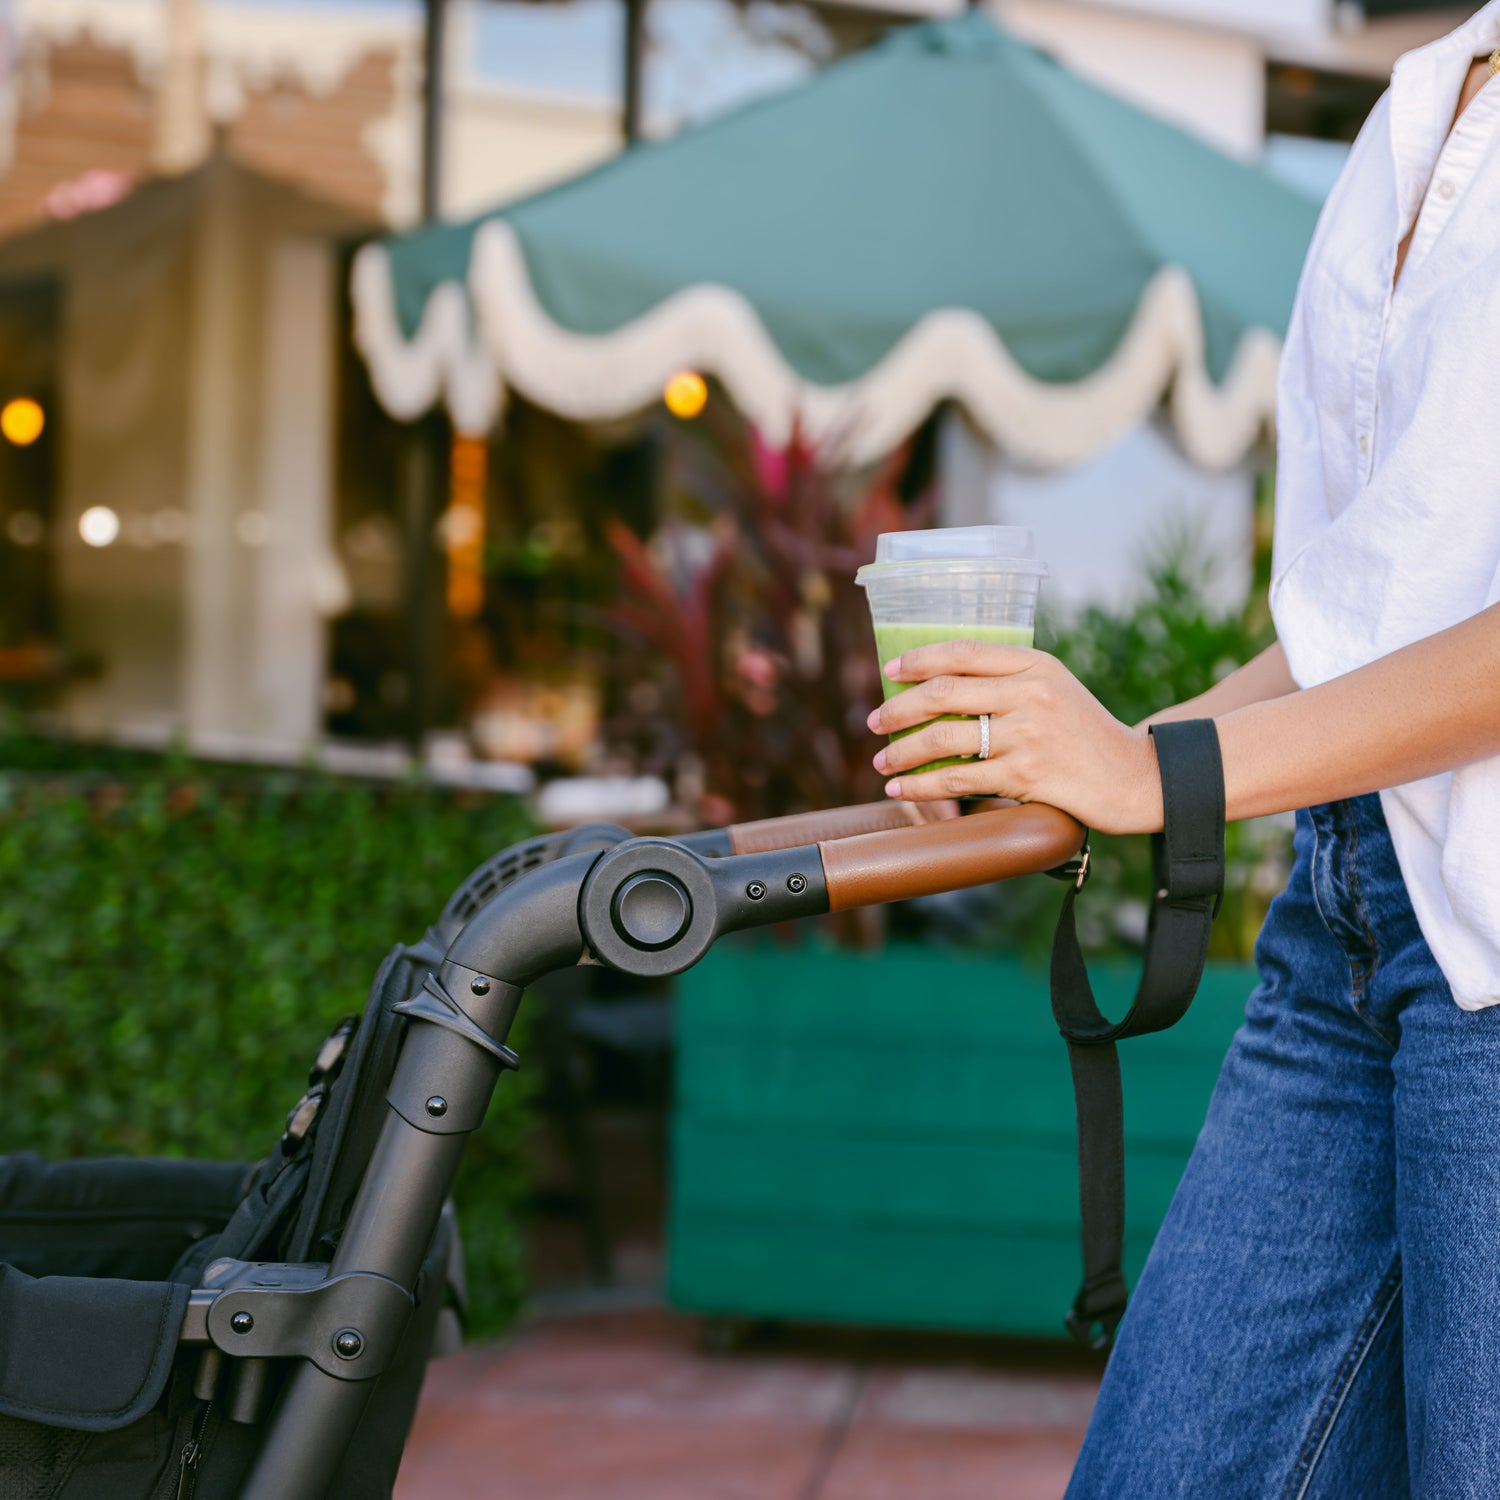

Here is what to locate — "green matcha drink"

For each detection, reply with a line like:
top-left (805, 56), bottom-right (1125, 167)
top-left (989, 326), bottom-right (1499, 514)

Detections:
top-left (855, 527), bottom-right (1047, 778)
top-left (873, 623), bottom-right (1035, 771)
top-left (873, 621), bottom-right (1035, 671)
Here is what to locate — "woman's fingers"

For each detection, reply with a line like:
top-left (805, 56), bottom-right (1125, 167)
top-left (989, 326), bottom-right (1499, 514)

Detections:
top-left (884, 757), bottom-right (998, 802)
top-left (869, 675), bottom-right (1020, 735)
top-left (875, 716), bottom-right (984, 774)
top-left (884, 637), bottom-right (1037, 684)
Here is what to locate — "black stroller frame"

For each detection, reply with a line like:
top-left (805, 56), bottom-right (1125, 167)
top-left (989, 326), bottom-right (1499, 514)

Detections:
top-left (5, 797), bottom-right (1083, 1500)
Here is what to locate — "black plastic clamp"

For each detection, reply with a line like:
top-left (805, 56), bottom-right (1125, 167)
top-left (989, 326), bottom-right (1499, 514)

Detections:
top-left (388, 971), bottom-right (523, 1133)
top-left (181, 1259), bottom-right (414, 1382)
top-left (394, 974), bottom-right (523, 1069)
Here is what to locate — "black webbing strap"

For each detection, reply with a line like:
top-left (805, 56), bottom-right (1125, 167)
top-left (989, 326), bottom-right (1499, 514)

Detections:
top-left (1050, 719), bottom-right (1225, 1350)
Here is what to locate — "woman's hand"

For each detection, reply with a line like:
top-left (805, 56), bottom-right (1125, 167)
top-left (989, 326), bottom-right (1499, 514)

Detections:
top-left (867, 638), bottom-right (1164, 835)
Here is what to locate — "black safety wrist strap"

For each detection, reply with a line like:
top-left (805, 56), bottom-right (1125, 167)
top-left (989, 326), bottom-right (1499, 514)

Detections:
top-left (1050, 718), bottom-right (1225, 1351)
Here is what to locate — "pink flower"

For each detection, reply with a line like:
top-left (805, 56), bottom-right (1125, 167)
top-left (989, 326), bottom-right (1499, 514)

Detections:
top-left (735, 647), bottom-right (779, 689)
top-left (750, 430), bottom-right (789, 504)
top-left (45, 170), bottom-right (132, 221)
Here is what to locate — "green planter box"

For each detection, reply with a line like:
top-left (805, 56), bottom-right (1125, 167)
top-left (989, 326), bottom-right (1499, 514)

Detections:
top-left (669, 944), bottom-right (1254, 1338)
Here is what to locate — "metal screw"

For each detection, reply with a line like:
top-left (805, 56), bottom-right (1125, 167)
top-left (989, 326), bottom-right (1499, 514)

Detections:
top-left (333, 1329), bottom-right (364, 1360)
top-left (787, 873), bottom-right (807, 894)
top-left (470, 976), bottom-right (491, 996)
top-left (230, 1312), bottom-right (254, 1335)
top-left (425, 1096), bottom-right (448, 1118)
top-left (746, 881), bottom-right (766, 901)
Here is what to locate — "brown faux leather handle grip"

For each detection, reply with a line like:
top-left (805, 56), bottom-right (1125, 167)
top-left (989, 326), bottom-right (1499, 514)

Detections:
top-left (820, 803), bottom-right (1085, 911)
top-left (727, 800), bottom-right (948, 855)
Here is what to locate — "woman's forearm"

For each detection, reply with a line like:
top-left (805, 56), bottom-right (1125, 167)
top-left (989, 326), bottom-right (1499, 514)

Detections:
top-left (1142, 640), bottom-right (1297, 728)
top-left (866, 608), bottom-right (1500, 836)
top-left (1218, 603), bottom-right (1500, 822)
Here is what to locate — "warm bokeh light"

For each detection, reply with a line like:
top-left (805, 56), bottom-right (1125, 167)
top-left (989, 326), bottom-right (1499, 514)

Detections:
top-left (78, 505), bottom-right (120, 548)
top-left (663, 371), bottom-right (708, 419)
top-left (446, 437), bottom-right (488, 620)
top-left (1, 398), bottom-right (45, 447)
top-left (5, 510), bottom-right (42, 547)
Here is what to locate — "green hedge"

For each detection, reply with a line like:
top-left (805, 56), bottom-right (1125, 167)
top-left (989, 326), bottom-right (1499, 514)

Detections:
top-left (0, 754), bottom-right (538, 1337)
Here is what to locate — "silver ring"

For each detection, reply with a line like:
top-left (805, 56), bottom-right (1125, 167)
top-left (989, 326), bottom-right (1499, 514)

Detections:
top-left (976, 713), bottom-right (991, 761)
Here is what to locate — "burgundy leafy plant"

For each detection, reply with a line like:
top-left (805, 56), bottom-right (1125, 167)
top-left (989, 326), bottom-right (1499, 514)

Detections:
top-left (606, 411), bottom-right (933, 823)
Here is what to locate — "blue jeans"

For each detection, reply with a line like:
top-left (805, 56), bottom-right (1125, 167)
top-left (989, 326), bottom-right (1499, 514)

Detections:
top-left (1067, 795), bottom-right (1500, 1499)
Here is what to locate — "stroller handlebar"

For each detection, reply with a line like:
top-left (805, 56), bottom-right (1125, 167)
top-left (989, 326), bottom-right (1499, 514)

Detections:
top-left (817, 802), bottom-right (1084, 911)
top-left (722, 799), bottom-right (938, 854)
top-left (699, 797), bottom-right (1083, 907)
top-left (445, 801), bottom-right (1087, 987)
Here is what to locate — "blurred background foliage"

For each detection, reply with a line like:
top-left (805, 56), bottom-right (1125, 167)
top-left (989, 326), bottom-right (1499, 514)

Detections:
top-left (0, 746), bottom-right (537, 1336)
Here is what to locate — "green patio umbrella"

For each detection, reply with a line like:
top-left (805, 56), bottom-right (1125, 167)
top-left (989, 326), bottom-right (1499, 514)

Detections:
top-left (353, 12), bottom-right (1319, 470)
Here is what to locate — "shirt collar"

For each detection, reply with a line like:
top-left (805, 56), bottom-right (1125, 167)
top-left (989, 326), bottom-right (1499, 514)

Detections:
top-left (1394, 0), bottom-right (1500, 72)
top-left (1387, 3), bottom-right (1500, 232)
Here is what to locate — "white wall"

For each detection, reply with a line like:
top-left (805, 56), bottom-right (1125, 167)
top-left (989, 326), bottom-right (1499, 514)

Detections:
top-left (940, 414), bottom-right (1256, 617)
top-left (1049, 0), bottom-right (1329, 38)
top-left (443, 86), bottom-right (622, 220)
top-left (23, 166), bottom-right (362, 751)
top-left (181, 162), bottom-right (260, 740)
top-left (254, 237), bottom-right (342, 744)
top-left (990, 0), bottom-right (1268, 159)
top-left (51, 189), bottom-right (193, 735)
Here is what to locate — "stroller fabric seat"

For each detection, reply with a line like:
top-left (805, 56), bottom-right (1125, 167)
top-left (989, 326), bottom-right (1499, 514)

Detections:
top-left (0, 1155), bottom-right (247, 1432)
top-left (0, 930), bottom-right (458, 1500)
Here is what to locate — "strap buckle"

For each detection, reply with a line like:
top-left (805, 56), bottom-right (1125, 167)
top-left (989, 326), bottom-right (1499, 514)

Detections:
top-left (1046, 841), bottom-right (1091, 891)
top-left (1065, 1272), bottom-right (1128, 1352)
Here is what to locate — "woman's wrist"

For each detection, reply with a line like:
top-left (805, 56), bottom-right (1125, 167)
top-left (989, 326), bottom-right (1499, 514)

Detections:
top-left (1124, 727), bottom-right (1165, 835)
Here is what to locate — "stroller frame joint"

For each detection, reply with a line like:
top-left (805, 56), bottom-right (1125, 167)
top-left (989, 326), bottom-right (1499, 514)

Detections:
top-left (180, 1260), bottom-right (413, 1382)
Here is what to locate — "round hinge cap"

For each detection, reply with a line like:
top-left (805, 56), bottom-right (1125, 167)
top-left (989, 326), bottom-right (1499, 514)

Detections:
top-left (612, 872), bottom-right (692, 951)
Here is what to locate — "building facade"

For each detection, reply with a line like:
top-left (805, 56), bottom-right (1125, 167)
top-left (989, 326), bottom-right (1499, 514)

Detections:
top-left (6, 0), bottom-right (624, 234)
top-left (0, 0), bottom-right (624, 755)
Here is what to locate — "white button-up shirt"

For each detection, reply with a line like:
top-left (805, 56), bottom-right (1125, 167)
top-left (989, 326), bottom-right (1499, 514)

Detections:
top-left (1271, 1), bottom-right (1500, 1009)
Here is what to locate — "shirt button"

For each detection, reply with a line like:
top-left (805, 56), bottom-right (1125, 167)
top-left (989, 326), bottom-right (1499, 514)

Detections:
top-left (1359, 433), bottom-right (1370, 454)
top-left (1438, 178), bottom-right (1457, 200)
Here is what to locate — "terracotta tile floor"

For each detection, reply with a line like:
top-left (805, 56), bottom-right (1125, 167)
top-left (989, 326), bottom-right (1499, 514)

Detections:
top-left (395, 1309), bottom-right (1100, 1499)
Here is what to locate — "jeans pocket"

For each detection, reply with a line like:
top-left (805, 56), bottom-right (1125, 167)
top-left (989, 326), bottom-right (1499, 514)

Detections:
top-left (1311, 804), bottom-right (1376, 960)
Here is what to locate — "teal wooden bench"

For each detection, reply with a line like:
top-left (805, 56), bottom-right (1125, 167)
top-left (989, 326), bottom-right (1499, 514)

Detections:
top-left (669, 944), bottom-right (1254, 1338)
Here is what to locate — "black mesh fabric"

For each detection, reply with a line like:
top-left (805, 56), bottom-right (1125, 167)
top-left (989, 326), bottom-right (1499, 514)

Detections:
top-left (436, 822), bottom-right (627, 939)
top-left (0, 1416), bottom-right (87, 1500)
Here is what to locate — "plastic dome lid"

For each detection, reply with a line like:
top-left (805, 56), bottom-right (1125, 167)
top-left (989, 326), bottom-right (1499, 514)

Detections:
top-left (855, 525), bottom-right (1047, 584)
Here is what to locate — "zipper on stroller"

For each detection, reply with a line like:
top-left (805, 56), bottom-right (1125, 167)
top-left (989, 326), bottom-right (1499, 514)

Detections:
top-left (175, 1400), bottom-right (213, 1500)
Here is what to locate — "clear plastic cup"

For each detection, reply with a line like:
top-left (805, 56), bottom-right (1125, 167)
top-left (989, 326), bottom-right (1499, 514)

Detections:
top-left (855, 526), bottom-right (1047, 774)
